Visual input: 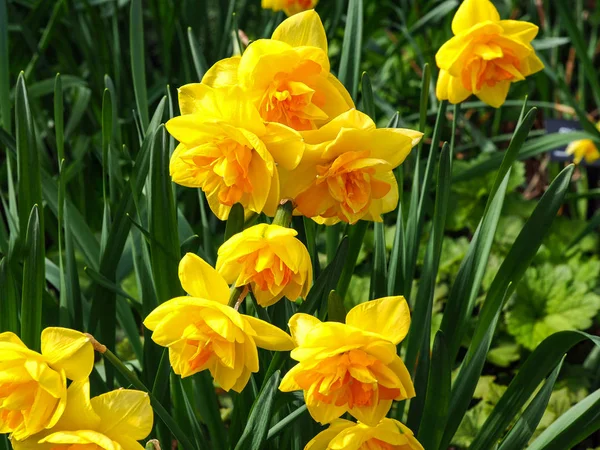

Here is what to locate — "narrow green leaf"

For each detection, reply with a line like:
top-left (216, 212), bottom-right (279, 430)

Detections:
top-left (327, 290), bottom-right (346, 323)
top-left (441, 165), bottom-right (575, 447)
top-left (529, 386), bottom-right (600, 450)
top-left (174, 378), bottom-right (210, 450)
top-left (497, 358), bottom-right (564, 450)
top-left (149, 126), bottom-right (183, 303)
top-left (64, 204), bottom-right (83, 330)
top-left (54, 74), bottom-right (64, 162)
top-left (301, 237), bottom-right (349, 316)
top-left (370, 222), bottom-right (387, 299)
top-left (361, 72), bottom-right (375, 120)
top-left (338, 0), bottom-right (363, 99)
top-left (267, 405), bottom-right (308, 440)
top-left (224, 203), bottom-right (245, 241)
top-left (193, 372), bottom-right (229, 450)
top-left (130, 0), bottom-right (149, 130)
top-left (0, 0), bottom-right (10, 131)
top-left (303, 217), bottom-right (320, 279)
top-left (336, 222), bottom-right (368, 300)
top-left (473, 331), bottom-right (600, 450)
top-left (187, 26), bottom-right (209, 80)
top-left (0, 257), bottom-right (19, 333)
top-left (442, 107), bottom-right (537, 362)
top-left (16, 72), bottom-right (43, 238)
top-left (417, 331), bottom-right (451, 450)
top-left (234, 371), bottom-right (281, 450)
top-left (21, 205), bottom-right (44, 351)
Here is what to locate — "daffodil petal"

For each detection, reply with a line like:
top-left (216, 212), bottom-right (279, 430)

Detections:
top-left (288, 313), bottom-right (321, 346)
top-left (91, 390), bottom-right (153, 441)
top-left (451, 0), bottom-right (500, 35)
top-left (178, 253), bottom-right (230, 303)
top-left (272, 10), bottom-right (327, 53)
top-left (346, 297), bottom-right (411, 345)
top-left (40, 327), bottom-right (94, 381)
top-left (243, 316), bottom-right (295, 351)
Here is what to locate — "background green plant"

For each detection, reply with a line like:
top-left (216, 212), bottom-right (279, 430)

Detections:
top-left (1, 0), bottom-right (600, 449)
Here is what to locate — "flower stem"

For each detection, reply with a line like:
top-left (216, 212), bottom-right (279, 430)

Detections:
top-left (228, 284), bottom-right (249, 309)
top-left (90, 335), bottom-right (197, 450)
top-left (272, 199), bottom-right (294, 228)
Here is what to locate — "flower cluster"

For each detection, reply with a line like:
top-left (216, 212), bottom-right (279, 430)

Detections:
top-left (168, 10), bottom-right (422, 225)
top-left (1, 329), bottom-right (152, 450)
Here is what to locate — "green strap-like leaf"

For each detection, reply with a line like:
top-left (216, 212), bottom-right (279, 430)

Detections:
top-left (130, 0), bottom-right (149, 130)
top-left (338, 0), bottom-right (363, 99)
top-left (234, 371), bottom-right (282, 450)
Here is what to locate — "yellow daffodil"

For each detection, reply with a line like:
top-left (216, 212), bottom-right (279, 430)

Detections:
top-left (566, 123), bottom-right (600, 164)
top-left (216, 224), bottom-right (312, 307)
top-left (167, 84), bottom-right (304, 220)
top-left (0, 328), bottom-right (94, 440)
top-left (11, 379), bottom-right (153, 450)
top-left (144, 252), bottom-right (295, 392)
top-left (279, 297), bottom-right (415, 426)
top-left (202, 10), bottom-right (354, 131)
top-left (281, 109), bottom-right (421, 224)
top-left (262, 0), bottom-right (318, 16)
top-left (305, 418), bottom-right (424, 450)
top-left (435, 0), bottom-right (544, 107)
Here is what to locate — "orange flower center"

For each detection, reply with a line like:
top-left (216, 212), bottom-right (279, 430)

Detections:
top-left (461, 45), bottom-right (522, 91)
top-left (51, 445), bottom-right (101, 450)
top-left (287, 0), bottom-right (312, 8)
top-left (317, 151), bottom-right (391, 222)
top-left (361, 439), bottom-right (397, 450)
top-left (183, 136), bottom-right (254, 206)
top-left (185, 320), bottom-right (231, 371)
top-left (237, 248), bottom-right (294, 293)
top-left (295, 349), bottom-right (400, 409)
top-left (259, 60), bottom-right (326, 131)
top-left (0, 381), bottom-right (37, 430)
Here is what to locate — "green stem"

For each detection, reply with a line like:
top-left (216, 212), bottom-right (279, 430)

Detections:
top-left (94, 338), bottom-right (196, 450)
top-left (272, 199), bottom-right (294, 228)
top-left (228, 285), bottom-right (248, 308)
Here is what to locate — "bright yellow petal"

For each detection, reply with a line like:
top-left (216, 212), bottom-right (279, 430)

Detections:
top-left (262, 122), bottom-right (305, 171)
top-left (288, 313), bottom-right (321, 346)
top-left (201, 56), bottom-right (241, 88)
top-left (452, 0), bottom-right (500, 35)
top-left (243, 316), bottom-right (295, 351)
top-left (92, 390), bottom-right (153, 441)
top-left (40, 327), bottom-right (94, 381)
top-left (272, 10), bottom-right (327, 53)
top-left (55, 379), bottom-right (101, 430)
top-left (436, 69), bottom-right (471, 104)
top-left (349, 398), bottom-right (392, 427)
top-left (346, 297), bottom-right (410, 345)
top-left (41, 431), bottom-right (122, 450)
top-left (305, 394), bottom-right (347, 425)
top-left (500, 20), bottom-right (539, 44)
top-left (178, 253), bottom-right (230, 303)
top-left (305, 419), bottom-right (356, 450)
top-left (476, 80), bottom-right (511, 108)
top-left (177, 83), bottom-right (214, 115)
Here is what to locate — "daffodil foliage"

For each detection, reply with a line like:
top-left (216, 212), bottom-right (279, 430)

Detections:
top-left (1, 1), bottom-right (600, 450)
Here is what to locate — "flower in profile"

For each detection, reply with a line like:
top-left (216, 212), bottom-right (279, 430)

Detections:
top-left (0, 328), bottom-right (94, 440)
top-left (11, 379), bottom-right (153, 450)
top-left (279, 297), bottom-right (415, 426)
top-left (217, 223), bottom-right (312, 307)
top-left (305, 418), bottom-right (424, 450)
top-left (202, 10), bottom-right (353, 131)
top-left (566, 124), bottom-right (600, 164)
top-left (262, 0), bottom-right (318, 16)
top-left (283, 109), bottom-right (422, 224)
top-left (167, 84), bottom-right (304, 220)
top-left (144, 253), bottom-right (295, 392)
top-left (435, 0), bottom-right (544, 107)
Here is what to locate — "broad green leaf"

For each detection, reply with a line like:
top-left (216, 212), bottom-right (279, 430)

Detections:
top-left (21, 205), bottom-right (44, 351)
top-left (234, 371), bottom-right (281, 450)
top-left (327, 290), bottom-right (346, 323)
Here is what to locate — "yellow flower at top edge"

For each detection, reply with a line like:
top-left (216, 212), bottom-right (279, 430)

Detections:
top-left (166, 84), bottom-right (304, 220)
top-left (305, 418), bottom-right (424, 450)
top-left (11, 379), bottom-right (153, 450)
top-left (566, 123), bottom-right (600, 164)
top-left (435, 0), bottom-right (544, 108)
top-left (202, 10), bottom-right (354, 131)
top-left (279, 297), bottom-right (415, 426)
top-left (0, 328), bottom-right (94, 440)
top-left (262, 0), bottom-right (319, 16)
top-left (217, 223), bottom-right (312, 307)
top-left (144, 253), bottom-right (295, 392)
top-left (280, 109), bottom-right (422, 224)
